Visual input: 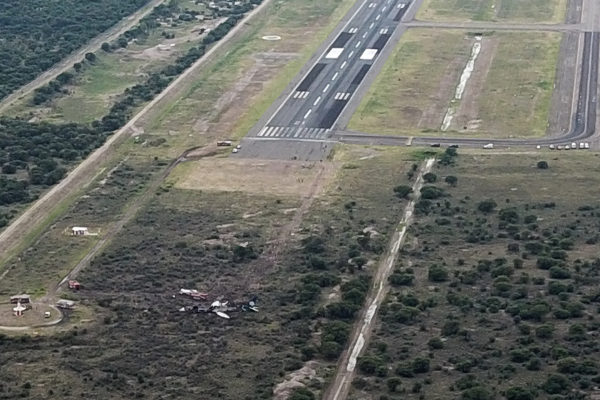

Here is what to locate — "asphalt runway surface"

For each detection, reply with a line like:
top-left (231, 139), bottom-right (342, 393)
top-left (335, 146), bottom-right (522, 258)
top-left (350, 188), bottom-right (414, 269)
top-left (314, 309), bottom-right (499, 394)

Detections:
top-left (249, 0), bottom-right (412, 141)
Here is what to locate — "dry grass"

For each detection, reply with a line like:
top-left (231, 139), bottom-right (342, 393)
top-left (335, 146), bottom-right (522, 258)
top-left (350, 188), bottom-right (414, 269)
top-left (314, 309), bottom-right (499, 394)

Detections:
top-left (169, 158), bottom-right (337, 197)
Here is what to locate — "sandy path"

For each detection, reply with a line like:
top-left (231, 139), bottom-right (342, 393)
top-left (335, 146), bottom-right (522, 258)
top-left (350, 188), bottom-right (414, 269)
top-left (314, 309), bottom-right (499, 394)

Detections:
top-left (322, 158), bottom-right (435, 400)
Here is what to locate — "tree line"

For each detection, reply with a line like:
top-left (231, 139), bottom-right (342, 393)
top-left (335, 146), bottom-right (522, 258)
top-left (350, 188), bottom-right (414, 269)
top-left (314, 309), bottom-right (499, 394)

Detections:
top-left (0, 0), bottom-right (151, 100)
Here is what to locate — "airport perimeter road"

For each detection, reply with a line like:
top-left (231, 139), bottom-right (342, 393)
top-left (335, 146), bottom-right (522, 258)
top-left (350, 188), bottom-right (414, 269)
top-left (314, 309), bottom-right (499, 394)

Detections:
top-left (246, 0), bottom-right (414, 142)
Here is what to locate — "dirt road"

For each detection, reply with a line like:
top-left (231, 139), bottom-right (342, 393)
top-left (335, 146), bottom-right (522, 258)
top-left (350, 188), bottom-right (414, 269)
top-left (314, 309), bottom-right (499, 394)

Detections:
top-left (0, 0), bottom-right (168, 114)
top-left (322, 158), bottom-right (435, 400)
top-left (0, 0), bottom-right (275, 267)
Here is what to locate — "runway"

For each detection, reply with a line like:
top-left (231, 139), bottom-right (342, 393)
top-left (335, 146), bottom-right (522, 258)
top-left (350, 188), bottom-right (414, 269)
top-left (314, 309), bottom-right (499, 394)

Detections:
top-left (250, 0), bottom-right (412, 141)
top-left (239, 0), bottom-right (600, 159)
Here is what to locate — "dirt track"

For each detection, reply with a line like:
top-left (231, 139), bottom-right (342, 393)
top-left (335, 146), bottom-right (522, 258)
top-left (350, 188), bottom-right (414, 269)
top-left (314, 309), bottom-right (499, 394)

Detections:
top-left (0, 0), bottom-right (168, 114)
top-left (0, 0), bottom-right (275, 267)
top-left (323, 158), bottom-right (435, 400)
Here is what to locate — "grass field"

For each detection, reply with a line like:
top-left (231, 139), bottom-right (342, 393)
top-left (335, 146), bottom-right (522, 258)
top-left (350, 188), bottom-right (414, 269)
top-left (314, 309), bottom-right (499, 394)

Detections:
top-left (348, 30), bottom-right (560, 138)
top-left (417, 0), bottom-right (568, 23)
top-left (476, 32), bottom-right (560, 138)
top-left (349, 150), bottom-right (600, 399)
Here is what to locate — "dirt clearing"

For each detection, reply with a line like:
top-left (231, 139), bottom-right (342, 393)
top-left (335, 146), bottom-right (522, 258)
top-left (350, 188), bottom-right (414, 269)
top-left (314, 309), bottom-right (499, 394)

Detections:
top-left (169, 158), bottom-right (336, 197)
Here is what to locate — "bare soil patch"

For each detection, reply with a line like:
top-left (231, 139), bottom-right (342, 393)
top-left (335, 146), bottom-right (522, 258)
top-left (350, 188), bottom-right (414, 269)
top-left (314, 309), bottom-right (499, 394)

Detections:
top-left (418, 36), bottom-right (474, 129)
top-left (171, 158), bottom-right (336, 198)
top-left (451, 35), bottom-right (499, 132)
top-left (0, 302), bottom-right (58, 328)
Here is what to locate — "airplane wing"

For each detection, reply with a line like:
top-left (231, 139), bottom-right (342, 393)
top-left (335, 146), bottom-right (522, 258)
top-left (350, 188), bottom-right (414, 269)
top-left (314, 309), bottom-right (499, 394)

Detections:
top-left (215, 311), bottom-right (230, 319)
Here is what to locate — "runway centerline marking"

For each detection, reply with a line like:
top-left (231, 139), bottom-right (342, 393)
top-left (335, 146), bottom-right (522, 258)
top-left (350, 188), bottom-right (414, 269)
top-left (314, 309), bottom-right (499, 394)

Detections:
top-left (341, 61), bottom-right (347, 69)
top-left (332, 72), bottom-right (339, 80)
top-left (314, 96), bottom-right (321, 106)
top-left (323, 84), bottom-right (330, 92)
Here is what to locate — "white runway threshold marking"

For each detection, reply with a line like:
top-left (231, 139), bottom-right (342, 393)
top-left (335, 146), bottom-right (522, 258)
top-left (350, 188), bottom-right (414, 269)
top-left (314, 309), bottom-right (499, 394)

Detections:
top-left (360, 49), bottom-right (378, 60)
top-left (326, 48), bottom-right (344, 59)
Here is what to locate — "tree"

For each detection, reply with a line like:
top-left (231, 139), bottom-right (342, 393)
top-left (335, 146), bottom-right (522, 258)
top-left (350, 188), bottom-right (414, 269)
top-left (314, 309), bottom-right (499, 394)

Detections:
top-left (411, 357), bottom-right (430, 373)
top-left (428, 265), bottom-right (448, 282)
top-left (101, 42), bottom-right (111, 52)
top-left (461, 386), bottom-right (492, 400)
top-left (506, 387), bottom-right (535, 400)
top-left (442, 320), bottom-right (460, 336)
top-left (73, 62), bottom-right (83, 72)
top-left (358, 355), bottom-right (383, 375)
top-left (537, 161), bottom-right (549, 169)
top-left (445, 175), bottom-right (458, 186)
top-left (428, 337), bottom-right (444, 349)
top-left (542, 374), bottom-right (570, 394)
top-left (423, 172), bottom-right (437, 183)
top-left (289, 387), bottom-right (315, 400)
top-left (84, 52), bottom-right (96, 62)
top-left (420, 186), bottom-right (444, 200)
top-left (393, 185), bottom-right (412, 199)
top-left (478, 199), bottom-right (497, 213)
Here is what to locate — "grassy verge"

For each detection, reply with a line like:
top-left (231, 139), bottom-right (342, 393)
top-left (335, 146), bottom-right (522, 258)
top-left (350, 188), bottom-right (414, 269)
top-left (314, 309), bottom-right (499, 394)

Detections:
top-left (477, 32), bottom-right (560, 138)
top-left (417, 0), bottom-right (567, 23)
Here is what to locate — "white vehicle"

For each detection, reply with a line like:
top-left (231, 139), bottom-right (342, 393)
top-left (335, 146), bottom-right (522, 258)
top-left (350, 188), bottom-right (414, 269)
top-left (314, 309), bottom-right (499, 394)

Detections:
top-left (571, 142), bottom-right (577, 149)
top-left (536, 145), bottom-right (541, 149)
top-left (483, 143), bottom-right (494, 149)
top-left (236, 144), bottom-right (241, 149)
top-left (557, 145), bottom-right (563, 150)
top-left (232, 148), bottom-right (239, 154)
top-left (585, 142), bottom-right (590, 149)
top-left (565, 145), bottom-right (571, 150)
top-left (549, 144), bottom-right (555, 150)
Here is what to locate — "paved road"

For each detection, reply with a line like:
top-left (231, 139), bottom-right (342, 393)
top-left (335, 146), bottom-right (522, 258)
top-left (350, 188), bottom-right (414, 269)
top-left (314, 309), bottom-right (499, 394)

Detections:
top-left (406, 20), bottom-right (584, 31)
top-left (0, 0), bottom-right (168, 114)
top-left (248, 0), bottom-right (413, 142)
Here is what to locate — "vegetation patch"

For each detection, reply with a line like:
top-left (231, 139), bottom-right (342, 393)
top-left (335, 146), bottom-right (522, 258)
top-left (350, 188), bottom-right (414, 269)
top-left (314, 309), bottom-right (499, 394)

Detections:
top-left (350, 151), bottom-right (600, 400)
top-left (417, 0), bottom-right (567, 23)
top-left (0, 0), bottom-right (151, 100)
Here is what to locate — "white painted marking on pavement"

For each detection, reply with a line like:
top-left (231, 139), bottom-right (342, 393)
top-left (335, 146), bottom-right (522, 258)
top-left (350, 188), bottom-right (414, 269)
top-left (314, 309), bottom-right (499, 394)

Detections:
top-left (304, 109), bottom-right (312, 119)
top-left (341, 61), bottom-right (347, 69)
top-left (376, 14), bottom-right (381, 20)
top-left (326, 48), bottom-right (344, 59)
top-left (360, 49), bottom-right (378, 60)
top-left (348, 50), bottom-right (354, 58)
top-left (323, 84), bottom-right (330, 92)
top-left (313, 96), bottom-right (321, 106)
top-left (332, 72), bottom-right (339, 81)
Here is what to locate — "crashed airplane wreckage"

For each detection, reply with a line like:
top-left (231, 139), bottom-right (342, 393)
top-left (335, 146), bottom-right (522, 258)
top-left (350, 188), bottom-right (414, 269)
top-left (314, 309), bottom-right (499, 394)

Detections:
top-left (179, 296), bottom-right (259, 319)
